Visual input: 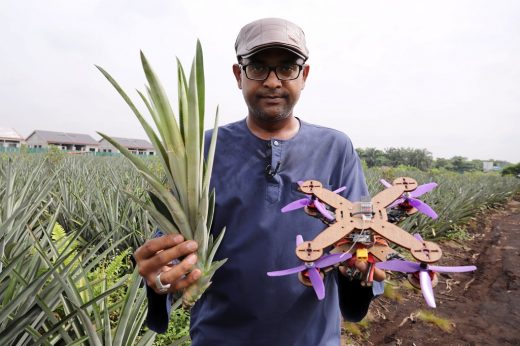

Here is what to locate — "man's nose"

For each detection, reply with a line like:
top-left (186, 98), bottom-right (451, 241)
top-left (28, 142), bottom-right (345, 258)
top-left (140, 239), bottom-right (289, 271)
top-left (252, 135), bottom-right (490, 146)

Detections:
top-left (262, 70), bottom-right (282, 88)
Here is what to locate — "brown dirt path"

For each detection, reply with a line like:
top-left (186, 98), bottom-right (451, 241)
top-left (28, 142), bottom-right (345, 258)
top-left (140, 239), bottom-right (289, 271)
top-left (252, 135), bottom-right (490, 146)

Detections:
top-left (346, 196), bottom-right (520, 346)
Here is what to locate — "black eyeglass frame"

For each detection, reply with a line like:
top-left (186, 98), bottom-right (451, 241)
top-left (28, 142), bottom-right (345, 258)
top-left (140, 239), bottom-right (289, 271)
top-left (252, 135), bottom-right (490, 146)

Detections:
top-left (239, 64), bottom-right (304, 81)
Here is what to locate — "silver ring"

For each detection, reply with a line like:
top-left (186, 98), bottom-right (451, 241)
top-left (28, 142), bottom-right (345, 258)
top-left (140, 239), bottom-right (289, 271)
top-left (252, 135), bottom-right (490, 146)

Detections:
top-left (155, 272), bottom-right (171, 293)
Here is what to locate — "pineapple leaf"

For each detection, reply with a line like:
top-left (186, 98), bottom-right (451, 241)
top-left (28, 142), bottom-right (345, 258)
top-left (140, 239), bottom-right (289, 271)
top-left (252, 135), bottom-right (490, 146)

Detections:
top-left (148, 191), bottom-right (175, 225)
top-left (207, 227), bottom-right (226, 268)
top-left (185, 57), bottom-right (201, 230)
top-left (195, 39), bottom-right (205, 152)
top-left (177, 57), bottom-right (189, 143)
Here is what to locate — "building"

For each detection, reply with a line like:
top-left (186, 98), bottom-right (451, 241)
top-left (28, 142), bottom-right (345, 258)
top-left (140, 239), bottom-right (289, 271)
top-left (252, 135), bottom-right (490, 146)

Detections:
top-left (97, 137), bottom-right (155, 155)
top-left (25, 130), bottom-right (98, 152)
top-left (483, 161), bottom-right (494, 172)
top-left (0, 127), bottom-right (24, 148)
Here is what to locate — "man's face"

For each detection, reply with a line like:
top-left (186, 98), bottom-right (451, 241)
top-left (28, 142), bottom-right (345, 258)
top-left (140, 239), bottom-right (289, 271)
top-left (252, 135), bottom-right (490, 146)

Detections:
top-left (233, 48), bottom-right (309, 123)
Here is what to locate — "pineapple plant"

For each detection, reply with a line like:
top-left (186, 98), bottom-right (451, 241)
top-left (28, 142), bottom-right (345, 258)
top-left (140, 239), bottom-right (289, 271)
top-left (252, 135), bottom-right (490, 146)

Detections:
top-left (96, 40), bottom-right (226, 307)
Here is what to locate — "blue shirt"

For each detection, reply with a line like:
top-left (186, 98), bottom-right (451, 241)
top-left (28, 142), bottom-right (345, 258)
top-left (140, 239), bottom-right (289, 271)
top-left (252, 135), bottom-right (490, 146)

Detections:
top-left (146, 118), bottom-right (383, 346)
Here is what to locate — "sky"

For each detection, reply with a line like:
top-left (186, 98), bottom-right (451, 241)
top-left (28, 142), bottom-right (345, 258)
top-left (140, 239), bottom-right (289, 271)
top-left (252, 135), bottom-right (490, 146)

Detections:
top-left (1, 0), bottom-right (519, 162)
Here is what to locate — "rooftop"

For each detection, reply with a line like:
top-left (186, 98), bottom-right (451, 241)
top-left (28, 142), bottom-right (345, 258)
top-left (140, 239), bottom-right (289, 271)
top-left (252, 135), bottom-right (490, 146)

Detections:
top-left (0, 127), bottom-right (24, 141)
top-left (100, 137), bottom-right (154, 150)
top-left (28, 130), bottom-right (98, 145)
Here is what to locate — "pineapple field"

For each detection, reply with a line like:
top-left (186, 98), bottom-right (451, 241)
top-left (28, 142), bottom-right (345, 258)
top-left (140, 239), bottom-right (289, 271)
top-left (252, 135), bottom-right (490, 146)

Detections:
top-left (364, 197), bottom-right (520, 345)
top-left (1, 152), bottom-right (519, 345)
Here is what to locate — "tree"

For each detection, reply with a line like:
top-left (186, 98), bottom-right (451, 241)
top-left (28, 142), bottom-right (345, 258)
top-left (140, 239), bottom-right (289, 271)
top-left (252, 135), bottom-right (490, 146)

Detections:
top-left (358, 147), bottom-right (433, 170)
top-left (408, 148), bottom-right (433, 170)
top-left (434, 157), bottom-right (451, 170)
top-left (357, 147), bottom-right (387, 168)
top-left (384, 147), bottom-right (404, 167)
top-left (449, 156), bottom-right (476, 173)
top-left (502, 163), bottom-right (520, 177)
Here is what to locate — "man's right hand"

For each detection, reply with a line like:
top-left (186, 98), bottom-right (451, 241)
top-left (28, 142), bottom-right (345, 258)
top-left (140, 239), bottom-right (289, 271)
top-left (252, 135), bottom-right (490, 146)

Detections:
top-left (134, 234), bottom-right (202, 295)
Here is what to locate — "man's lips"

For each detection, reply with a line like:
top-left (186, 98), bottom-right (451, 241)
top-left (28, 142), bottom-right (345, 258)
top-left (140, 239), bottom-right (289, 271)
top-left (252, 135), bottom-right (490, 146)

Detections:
top-left (260, 96), bottom-right (285, 105)
top-left (259, 94), bottom-right (286, 100)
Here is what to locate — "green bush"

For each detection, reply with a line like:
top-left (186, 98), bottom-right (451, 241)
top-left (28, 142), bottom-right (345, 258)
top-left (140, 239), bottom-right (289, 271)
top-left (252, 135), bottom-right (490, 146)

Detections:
top-left (153, 309), bottom-right (191, 346)
top-left (502, 163), bottom-right (520, 177)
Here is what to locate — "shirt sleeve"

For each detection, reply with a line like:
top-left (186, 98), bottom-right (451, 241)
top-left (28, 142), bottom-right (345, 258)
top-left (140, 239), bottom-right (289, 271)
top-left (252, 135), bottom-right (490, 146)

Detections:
top-left (145, 285), bottom-right (175, 333)
top-left (337, 274), bottom-right (374, 322)
top-left (143, 229), bottom-right (178, 333)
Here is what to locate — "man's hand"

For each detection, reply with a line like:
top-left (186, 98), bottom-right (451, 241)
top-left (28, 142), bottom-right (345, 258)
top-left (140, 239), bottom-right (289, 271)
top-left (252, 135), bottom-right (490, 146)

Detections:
top-left (339, 258), bottom-right (386, 282)
top-left (134, 234), bottom-right (202, 295)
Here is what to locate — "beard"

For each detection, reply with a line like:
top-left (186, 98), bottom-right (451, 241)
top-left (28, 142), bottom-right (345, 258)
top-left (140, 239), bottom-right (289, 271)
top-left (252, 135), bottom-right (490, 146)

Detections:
top-left (250, 107), bottom-right (292, 123)
top-left (248, 94), bottom-right (294, 123)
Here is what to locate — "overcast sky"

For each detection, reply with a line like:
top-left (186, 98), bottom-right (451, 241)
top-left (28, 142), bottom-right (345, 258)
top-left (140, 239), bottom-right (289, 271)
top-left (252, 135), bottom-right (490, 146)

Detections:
top-left (1, 0), bottom-right (519, 162)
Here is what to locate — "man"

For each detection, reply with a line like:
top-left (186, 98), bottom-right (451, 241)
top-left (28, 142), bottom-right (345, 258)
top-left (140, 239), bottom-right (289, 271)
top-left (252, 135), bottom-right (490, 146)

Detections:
top-left (134, 18), bottom-right (385, 345)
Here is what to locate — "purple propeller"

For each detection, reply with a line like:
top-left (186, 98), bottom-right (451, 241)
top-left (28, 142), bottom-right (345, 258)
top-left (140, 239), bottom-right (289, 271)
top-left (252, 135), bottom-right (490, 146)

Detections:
top-left (281, 182), bottom-right (346, 221)
top-left (267, 235), bottom-right (352, 300)
top-left (380, 179), bottom-right (439, 219)
top-left (375, 234), bottom-right (477, 307)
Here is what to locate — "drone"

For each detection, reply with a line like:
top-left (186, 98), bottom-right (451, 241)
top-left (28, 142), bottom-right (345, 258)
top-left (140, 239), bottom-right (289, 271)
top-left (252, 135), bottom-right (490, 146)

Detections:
top-left (267, 177), bottom-right (477, 306)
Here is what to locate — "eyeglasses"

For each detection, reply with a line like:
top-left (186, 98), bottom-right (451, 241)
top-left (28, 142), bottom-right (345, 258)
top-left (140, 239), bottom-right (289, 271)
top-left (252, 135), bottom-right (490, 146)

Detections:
top-left (240, 63), bottom-right (304, 81)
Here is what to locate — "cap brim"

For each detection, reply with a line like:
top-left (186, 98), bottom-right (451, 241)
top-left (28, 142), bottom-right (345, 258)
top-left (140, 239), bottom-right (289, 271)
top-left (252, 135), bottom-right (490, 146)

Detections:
top-left (239, 44), bottom-right (307, 61)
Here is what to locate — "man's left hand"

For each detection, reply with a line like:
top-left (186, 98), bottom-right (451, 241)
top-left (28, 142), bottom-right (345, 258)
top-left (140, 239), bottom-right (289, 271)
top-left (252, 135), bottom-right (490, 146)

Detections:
top-left (339, 258), bottom-right (386, 282)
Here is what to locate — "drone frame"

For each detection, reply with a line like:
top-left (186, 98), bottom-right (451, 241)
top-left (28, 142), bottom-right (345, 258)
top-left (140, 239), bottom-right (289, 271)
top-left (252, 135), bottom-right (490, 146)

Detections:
top-left (294, 177), bottom-right (442, 264)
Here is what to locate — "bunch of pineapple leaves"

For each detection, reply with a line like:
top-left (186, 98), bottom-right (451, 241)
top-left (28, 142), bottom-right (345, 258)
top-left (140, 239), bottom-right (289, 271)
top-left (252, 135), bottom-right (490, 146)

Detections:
top-left (96, 40), bottom-right (226, 307)
top-left (0, 159), bottom-right (154, 345)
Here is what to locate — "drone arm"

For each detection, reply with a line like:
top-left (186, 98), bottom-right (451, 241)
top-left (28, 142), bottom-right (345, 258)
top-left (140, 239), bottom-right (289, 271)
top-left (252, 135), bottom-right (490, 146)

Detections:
top-left (371, 222), bottom-right (442, 263)
top-left (371, 185), bottom-right (407, 209)
top-left (369, 245), bottom-right (398, 262)
top-left (310, 222), bottom-right (356, 250)
top-left (312, 187), bottom-right (354, 210)
top-left (370, 222), bottom-right (422, 251)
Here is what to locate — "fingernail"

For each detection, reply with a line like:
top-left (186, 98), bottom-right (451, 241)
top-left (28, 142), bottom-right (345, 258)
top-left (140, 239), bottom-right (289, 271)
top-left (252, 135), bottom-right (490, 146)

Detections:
top-left (186, 241), bottom-right (198, 251)
top-left (172, 235), bottom-right (183, 243)
top-left (186, 254), bottom-right (197, 264)
top-left (192, 269), bottom-right (201, 279)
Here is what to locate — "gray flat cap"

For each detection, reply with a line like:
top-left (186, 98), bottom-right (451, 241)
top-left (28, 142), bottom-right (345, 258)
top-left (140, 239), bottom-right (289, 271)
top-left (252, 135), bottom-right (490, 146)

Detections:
top-left (235, 18), bottom-right (309, 60)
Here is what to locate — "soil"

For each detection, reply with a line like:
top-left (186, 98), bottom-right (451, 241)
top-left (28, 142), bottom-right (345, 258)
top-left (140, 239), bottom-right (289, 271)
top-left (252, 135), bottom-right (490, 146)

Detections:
top-left (343, 195), bottom-right (520, 346)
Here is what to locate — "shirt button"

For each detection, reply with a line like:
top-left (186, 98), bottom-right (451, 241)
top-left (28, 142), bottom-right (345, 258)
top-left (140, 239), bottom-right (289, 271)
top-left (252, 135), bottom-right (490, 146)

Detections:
top-left (273, 140), bottom-right (279, 146)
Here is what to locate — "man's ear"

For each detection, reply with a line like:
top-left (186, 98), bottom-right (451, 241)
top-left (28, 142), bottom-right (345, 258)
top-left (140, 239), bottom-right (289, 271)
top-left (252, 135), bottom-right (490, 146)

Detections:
top-left (232, 64), bottom-right (242, 89)
top-left (301, 64), bottom-right (310, 90)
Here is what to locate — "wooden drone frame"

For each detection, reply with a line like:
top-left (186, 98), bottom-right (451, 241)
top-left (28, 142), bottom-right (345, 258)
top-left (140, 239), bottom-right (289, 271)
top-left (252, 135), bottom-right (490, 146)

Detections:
top-left (295, 177), bottom-right (442, 264)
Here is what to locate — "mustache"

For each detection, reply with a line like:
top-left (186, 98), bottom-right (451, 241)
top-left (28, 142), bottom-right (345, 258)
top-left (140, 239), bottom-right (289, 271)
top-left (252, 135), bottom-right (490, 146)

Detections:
top-left (257, 92), bottom-right (287, 98)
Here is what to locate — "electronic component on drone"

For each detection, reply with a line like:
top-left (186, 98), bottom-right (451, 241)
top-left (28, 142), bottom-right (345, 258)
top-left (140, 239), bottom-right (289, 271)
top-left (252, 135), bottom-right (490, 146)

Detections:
top-left (356, 248), bottom-right (368, 261)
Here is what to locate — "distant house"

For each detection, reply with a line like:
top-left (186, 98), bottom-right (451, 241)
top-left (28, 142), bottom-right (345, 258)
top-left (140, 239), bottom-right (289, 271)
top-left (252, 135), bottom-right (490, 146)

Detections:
top-left (483, 161), bottom-right (503, 172)
top-left (25, 130), bottom-right (98, 152)
top-left (98, 137), bottom-right (155, 155)
top-left (483, 161), bottom-right (494, 172)
top-left (0, 127), bottom-right (24, 148)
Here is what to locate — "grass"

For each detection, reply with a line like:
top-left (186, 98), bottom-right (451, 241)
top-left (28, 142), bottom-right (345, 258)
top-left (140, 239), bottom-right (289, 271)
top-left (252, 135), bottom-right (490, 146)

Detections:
top-left (443, 224), bottom-right (472, 241)
top-left (342, 316), bottom-right (371, 343)
top-left (416, 310), bottom-right (454, 332)
top-left (383, 280), bottom-right (404, 302)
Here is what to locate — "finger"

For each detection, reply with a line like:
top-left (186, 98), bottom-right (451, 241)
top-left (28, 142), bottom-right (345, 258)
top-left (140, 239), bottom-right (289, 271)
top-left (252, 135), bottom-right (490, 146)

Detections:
top-left (344, 257), bottom-right (356, 268)
top-left (373, 267), bottom-right (387, 282)
top-left (354, 260), bottom-right (369, 273)
top-left (149, 253), bottom-right (199, 293)
top-left (134, 234), bottom-right (185, 261)
top-left (138, 240), bottom-right (198, 279)
top-left (170, 268), bottom-right (202, 292)
top-left (338, 266), bottom-right (348, 277)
